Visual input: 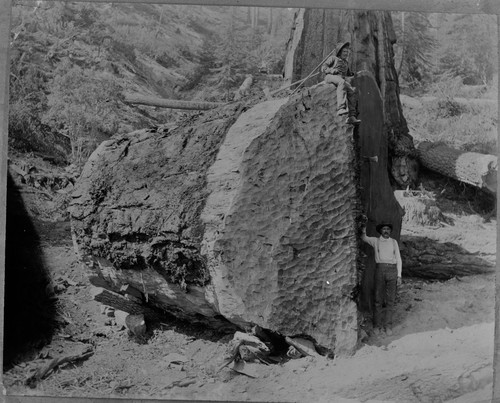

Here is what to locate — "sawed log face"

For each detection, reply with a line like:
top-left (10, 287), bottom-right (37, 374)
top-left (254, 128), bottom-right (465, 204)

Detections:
top-left (69, 84), bottom-right (360, 355)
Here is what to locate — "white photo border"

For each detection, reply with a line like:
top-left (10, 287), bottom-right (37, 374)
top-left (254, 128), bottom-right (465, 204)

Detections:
top-left (0, 1), bottom-right (498, 402)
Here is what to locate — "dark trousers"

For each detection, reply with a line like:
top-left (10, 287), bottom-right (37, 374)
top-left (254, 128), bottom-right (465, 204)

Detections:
top-left (373, 263), bottom-right (398, 328)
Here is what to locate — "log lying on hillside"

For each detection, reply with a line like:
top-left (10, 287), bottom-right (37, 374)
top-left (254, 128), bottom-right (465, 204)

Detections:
top-left (123, 94), bottom-right (225, 110)
top-left (400, 94), bottom-right (497, 110)
top-left (417, 141), bottom-right (497, 194)
top-left (69, 83), bottom-right (361, 355)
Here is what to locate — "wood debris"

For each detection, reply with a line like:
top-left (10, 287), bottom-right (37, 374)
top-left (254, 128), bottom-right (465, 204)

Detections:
top-left (25, 346), bottom-right (94, 387)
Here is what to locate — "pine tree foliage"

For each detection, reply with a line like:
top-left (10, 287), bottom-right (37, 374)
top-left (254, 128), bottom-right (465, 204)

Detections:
top-left (392, 12), bottom-right (437, 87)
top-left (437, 14), bottom-right (497, 85)
top-left (8, 2), bottom-right (294, 161)
top-left (42, 61), bottom-right (122, 165)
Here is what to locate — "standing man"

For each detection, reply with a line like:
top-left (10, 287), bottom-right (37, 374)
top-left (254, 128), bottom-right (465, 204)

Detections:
top-left (361, 221), bottom-right (402, 336)
top-left (321, 41), bottom-right (361, 125)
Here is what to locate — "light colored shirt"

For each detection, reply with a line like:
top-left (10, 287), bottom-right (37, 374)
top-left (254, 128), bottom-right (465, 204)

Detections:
top-left (362, 233), bottom-right (402, 277)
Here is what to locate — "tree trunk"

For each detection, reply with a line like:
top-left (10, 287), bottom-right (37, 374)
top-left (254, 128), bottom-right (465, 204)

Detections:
top-left (268, 8), bottom-right (273, 35)
top-left (123, 94), bottom-right (224, 110)
top-left (355, 72), bottom-right (405, 314)
top-left (283, 9), bottom-right (418, 189)
top-left (283, 10), bottom-right (413, 317)
top-left (397, 12), bottom-right (405, 77)
top-left (418, 141), bottom-right (497, 194)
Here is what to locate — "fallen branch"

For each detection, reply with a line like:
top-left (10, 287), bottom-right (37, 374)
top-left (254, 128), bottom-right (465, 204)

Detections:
top-left (123, 94), bottom-right (225, 110)
top-left (25, 346), bottom-right (94, 387)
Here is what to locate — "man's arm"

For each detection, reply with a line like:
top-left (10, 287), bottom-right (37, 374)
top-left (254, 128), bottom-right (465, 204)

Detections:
top-left (322, 56), bottom-right (340, 75)
top-left (394, 240), bottom-right (403, 285)
top-left (361, 226), bottom-right (376, 247)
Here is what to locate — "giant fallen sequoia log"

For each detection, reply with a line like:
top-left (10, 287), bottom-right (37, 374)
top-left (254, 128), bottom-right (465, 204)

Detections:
top-left (417, 141), bottom-right (497, 194)
top-left (69, 83), bottom-right (367, 355)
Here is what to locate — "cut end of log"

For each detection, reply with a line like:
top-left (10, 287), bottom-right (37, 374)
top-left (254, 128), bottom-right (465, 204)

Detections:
top-left (417, 141), bottom-right (497, 194)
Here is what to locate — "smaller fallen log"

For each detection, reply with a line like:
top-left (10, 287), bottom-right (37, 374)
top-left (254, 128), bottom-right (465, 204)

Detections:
top-left (90, 286), bottom-right (162, 322)
top-left (123, 94), bottom-right (225, 110)
top-left (417, 141), bottom-right (497, 194)
top-left (403, 262), bottom-right (495, 281)
top-left (400, 94), bottom-right (497, 109)
top-left (401, 235), bottom-right (495, 280)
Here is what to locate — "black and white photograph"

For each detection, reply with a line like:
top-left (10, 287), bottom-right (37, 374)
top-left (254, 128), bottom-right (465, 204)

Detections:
top-left (0, 1), bottom-right (498, 402)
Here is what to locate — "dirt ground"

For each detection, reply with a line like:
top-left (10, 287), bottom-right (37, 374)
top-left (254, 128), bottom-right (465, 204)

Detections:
top-left (2, 154), bottom-right (496, 403)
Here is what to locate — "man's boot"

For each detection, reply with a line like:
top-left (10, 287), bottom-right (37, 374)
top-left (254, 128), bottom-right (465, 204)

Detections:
top-left (346, 115), bottom-right (361, 125)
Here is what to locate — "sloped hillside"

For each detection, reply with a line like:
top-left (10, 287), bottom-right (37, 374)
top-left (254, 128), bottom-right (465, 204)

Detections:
top-left (9, 2), bottom-right (293, 164)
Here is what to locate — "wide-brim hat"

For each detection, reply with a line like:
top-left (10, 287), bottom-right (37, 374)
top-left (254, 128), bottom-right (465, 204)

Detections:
top-left (376, 223), bottom-right (393, 234)
top-left (336, 41), bottom-right (350, 56)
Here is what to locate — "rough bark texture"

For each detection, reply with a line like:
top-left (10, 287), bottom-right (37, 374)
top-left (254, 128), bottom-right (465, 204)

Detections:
top-left (401, 236), bottom-right (495, 280)
top-left (69, 84), bottom-right (360, 355)
top-left (417, 141), bottom-right (497, 195)
top-left (355, 72), bottom-right (404, 313)
top-left (284, 9), bottom-right (418, 188)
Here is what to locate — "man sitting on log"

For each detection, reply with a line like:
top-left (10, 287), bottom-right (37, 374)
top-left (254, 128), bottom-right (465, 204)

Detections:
top-left (321, 41), bottom-right (361, 126)
top-left (361, 221), bottom-right (402, 336)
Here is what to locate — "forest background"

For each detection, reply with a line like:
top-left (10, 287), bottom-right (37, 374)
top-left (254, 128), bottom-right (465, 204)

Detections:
top-left (8, 2), bottom-right (499, 171)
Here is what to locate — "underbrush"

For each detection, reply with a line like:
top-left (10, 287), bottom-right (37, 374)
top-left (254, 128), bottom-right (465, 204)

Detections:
top-left (403, 77), bottom-right (498, 154)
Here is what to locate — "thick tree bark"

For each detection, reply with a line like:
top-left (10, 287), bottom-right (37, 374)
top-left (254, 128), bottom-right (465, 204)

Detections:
top-left (284, 9), bottom-right (418, 188)
top-left (355, 72), bottom-right (405, 313)
top-left (401, 235), bottom-right (495, 280)
top-left (418, 141), bottom-right (497, 194)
